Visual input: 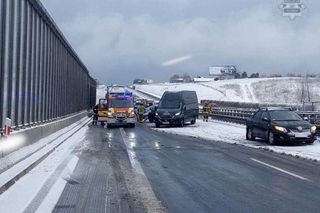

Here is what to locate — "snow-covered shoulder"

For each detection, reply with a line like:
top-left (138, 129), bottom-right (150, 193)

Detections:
top-left (152, 119), bottom-right (320, 162)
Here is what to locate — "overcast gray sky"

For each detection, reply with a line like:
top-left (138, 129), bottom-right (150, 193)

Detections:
top-left (40, 0), bottom-right (320, 84)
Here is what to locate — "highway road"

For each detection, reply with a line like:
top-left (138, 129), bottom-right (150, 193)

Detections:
top-left (51, 123), bottom-right (320, 213)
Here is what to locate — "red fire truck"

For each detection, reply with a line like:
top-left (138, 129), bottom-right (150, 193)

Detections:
top-left (105, 86), bottom-right (136, 128)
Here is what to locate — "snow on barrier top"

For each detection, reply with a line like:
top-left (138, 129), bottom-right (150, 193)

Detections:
top-left (201, 100), bottom-right (302, 111)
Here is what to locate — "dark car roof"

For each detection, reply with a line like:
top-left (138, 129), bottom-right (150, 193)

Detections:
top-left (259, 107), bottom-right (292, 111)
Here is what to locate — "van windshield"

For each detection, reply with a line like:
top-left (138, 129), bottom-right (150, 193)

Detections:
top-left (159, 93), bottom-right (181, 109)
top-left (159, 99), bottom-right (181, 109)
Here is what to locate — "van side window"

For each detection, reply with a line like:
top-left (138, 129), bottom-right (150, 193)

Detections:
top-left (183, 91), bottom-right (197, 104)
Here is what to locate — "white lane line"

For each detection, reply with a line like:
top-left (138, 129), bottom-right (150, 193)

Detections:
top-left (251, 158), bottom-right (309, 181)
top-left (119, 128), bottom-right (166, 213)
top-left (119, 128), bottom-right (145, 176)
top-left (35, 155), bottom-right (79, 213)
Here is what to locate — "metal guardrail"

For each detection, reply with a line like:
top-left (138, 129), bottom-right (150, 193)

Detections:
top-left (211, 107), bottom-right (257, 124)
top-left (0, 0), bottom-right (96, 133)
top-left (210, 106), bottom-right (320, 130)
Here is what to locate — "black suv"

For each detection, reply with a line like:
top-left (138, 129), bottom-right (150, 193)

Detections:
top-left (246, 108), bottom-right (317, 145)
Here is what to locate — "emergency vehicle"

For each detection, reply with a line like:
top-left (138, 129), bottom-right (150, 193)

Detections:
top-left (105, 86), bottom-right (136, 128)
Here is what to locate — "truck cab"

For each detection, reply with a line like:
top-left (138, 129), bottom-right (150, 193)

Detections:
top-left (105, 87), bottom-right (136, 128)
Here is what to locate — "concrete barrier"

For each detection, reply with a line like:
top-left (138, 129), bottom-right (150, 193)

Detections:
top-left (0, 111), bottom-right (87, 158)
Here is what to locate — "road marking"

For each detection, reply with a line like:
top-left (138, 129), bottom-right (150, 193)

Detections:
top-left (119, 128), bottom-right (145, 175)
top-left (119, 128), bottom-right (166, 213)
top-left (35, 155), bottom-right (79, 213)
top-left (251, 158), bottom-right (309, 181)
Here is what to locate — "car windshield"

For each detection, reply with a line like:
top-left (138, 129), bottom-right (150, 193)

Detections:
top-left (269, 111), bottom-right (303, 121)
top-left (109, 99), bottom-right (133, 108)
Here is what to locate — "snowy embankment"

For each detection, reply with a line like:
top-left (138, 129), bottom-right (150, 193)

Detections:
top-left (96, 85), bottom-right (107, 102)
top-left (152, 120), bottom-right (320, 162)
top-left (136, 77), bottom-right (320, 104)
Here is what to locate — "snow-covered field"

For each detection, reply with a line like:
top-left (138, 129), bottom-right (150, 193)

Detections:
top-left (136, 77), bottom-right (320, 104)
top-left (152, 120), bottom-right (320, 162)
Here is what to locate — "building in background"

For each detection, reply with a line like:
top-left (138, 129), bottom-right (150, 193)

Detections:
top-left (209, 66), bottom-right (238, 80)
top-left (193, 77), bottom-right (215, 82)
top-left (133, 79), bottom-right (154, 84)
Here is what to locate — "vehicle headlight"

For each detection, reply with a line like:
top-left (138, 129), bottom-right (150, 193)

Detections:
top-left (275, 126), bottom-right (288, 133)
top-left (175, 112), bottom-right (181, 116)
top-left (107, 112), bottom-right (113, 117)
top-left (311, 126), bottom-right (317, 133)
top-left (155, 112), bottom-right (158, 116)
top-left (129, 111), bottom-right (135, 117)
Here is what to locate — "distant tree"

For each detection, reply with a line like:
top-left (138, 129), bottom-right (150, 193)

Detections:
top-left (249, 73), bottom-right (260, 78)
top-left (307, 74), bottom-right (316, 78)
top-left (241, 72), bottom-right (248, 78)
top-left (170, 74), bottom-right (180, 83)
top-left (234, 72), bottom-right (241, 79)
top-left (182, 73), bottom-right (192, 82)
top-left (269, 74), bottom-right (282, 78)
top-left (287, 73), bottom-right (296, 77)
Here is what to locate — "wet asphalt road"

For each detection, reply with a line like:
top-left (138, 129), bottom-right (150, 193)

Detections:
top-left (54, 123), bottom-right (320, 213)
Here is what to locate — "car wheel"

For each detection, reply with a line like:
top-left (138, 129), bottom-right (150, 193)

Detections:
top-left (268, 131), bottom-right (276, 145)
top-left (107, 124), bottom-right (111, 128)
top-left (191, 116), bottom-right (196, 124)
top-left (130, 123), bottom-right (135, 128)
top-left (305, 140), bottom-right (314, 144)
top-left (246, 128), bottom-right (255, 141)
top-left (179, 119), bottom-right (185, 127)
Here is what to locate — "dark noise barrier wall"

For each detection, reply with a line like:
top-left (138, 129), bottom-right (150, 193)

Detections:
top-left (0, 0), bottom-right (96, 133)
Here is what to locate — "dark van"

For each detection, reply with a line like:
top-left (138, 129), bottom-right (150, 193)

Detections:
top-left (155, 91), bottom-right (199, 127)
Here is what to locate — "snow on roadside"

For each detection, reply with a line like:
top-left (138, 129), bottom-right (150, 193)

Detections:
top-left (35, 155), bottom-right (79, 213)
top-left (96, 85), bottom-right (107, 103)
top-left (0, 117), bottom-right (89, 173)
top-left (152, 120), bottom-right (320, 162)
top-left (0, 125), bottom-right (88, 213)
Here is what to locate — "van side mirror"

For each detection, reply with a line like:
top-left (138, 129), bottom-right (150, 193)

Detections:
top-left (262, 117), bottom-right (270, 122)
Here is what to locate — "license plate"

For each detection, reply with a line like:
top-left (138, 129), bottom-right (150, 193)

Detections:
top-left (294, 132), bottom-right (309, 138)
top-left (98, 117), bottom-right (108, 121)
top-left (117, 113), bottom-right (126, 118)
top-left (162, 122), bottom-right (170, 125)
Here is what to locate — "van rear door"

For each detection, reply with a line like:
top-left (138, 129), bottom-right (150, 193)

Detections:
top-left (182, 91), bottom-right (199, 121)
